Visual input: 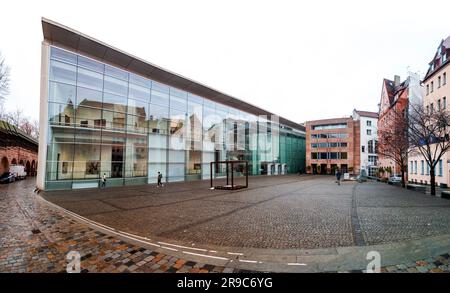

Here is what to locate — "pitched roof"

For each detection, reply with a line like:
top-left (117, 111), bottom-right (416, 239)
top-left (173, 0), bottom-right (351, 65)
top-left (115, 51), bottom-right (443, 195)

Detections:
top-left (383, 78), bottom-right (408, 105)
top-left (354, 110), bottom-right (378, 119)
top-left (424, 35), bottom-right (450, 81)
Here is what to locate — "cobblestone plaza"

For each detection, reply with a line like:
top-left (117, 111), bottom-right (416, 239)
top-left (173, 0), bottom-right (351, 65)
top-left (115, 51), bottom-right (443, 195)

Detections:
top-left (2, 176), bottom-right (450, 273)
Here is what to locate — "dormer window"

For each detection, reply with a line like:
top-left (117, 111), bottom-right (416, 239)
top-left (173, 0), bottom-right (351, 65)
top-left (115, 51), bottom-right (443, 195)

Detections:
top-left (431, 63), bottom-right (435, 71)
top-left (443, 53), bottom-right (447, 63)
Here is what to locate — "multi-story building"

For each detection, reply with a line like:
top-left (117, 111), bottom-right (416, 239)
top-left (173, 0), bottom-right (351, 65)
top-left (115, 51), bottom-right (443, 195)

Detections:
top-left (377, 73), bottom-right (422, 177)
top-left (37, 19), bottom-right (306, 190)
top-left (352, 110), bottom-right (378, 177)
top-left (305, 117), bottom-right (360, 175)
top-left (408, 36), bottom-right (450, 186)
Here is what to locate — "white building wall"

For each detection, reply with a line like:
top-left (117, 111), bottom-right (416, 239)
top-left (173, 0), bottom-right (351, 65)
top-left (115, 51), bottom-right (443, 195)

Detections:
top-left (353, 111), bottom-right (378, 176)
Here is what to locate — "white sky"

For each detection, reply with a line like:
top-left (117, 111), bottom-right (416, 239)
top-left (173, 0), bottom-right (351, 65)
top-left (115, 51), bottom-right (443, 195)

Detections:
top-left (1, 0), bottom-right (450, 123)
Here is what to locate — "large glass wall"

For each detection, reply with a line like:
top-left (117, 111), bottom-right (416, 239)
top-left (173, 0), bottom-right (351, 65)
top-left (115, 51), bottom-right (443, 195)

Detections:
top-left (45, 46), bottom-right (306, 189)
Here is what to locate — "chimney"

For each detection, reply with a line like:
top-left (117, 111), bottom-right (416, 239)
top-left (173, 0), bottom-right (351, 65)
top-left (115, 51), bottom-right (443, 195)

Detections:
top-left (394, 75), bottom-right (400, 86)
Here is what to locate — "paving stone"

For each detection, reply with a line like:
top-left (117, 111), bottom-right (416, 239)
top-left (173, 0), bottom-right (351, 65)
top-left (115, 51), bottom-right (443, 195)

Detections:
top-left (2, 178), bottom-right (450, 274)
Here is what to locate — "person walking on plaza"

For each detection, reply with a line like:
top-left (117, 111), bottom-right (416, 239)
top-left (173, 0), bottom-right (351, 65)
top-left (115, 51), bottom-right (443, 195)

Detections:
top-left (335, 168), bottom-right (341, 186)
top-left (101, 173), bottom-right (107, 189)
top-left (157, 171), bottom-right (163, 187)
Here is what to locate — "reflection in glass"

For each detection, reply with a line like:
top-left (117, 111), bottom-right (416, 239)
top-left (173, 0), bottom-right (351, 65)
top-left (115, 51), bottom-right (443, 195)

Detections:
top-left (77, 67), bottom-right (103, 91)
top-left (50, 60), bottom-right (77, 85)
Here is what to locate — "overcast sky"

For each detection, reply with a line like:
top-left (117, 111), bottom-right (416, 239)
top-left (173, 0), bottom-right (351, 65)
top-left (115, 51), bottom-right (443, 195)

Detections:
top-left (1, 0), bottom-right (450, 123)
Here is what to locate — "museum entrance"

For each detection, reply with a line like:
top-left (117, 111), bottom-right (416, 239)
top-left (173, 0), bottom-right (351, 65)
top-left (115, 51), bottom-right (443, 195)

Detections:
top-left (111, 145), bottom-right (123, 178)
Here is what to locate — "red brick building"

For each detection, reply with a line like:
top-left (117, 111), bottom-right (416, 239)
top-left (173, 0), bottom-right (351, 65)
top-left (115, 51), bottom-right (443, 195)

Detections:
top-left (0, 120), bottom-right (38, 176)
top-left (377, 75), bottom-right (417, 177)
top-left (305, 117), bottom-right (360, 175)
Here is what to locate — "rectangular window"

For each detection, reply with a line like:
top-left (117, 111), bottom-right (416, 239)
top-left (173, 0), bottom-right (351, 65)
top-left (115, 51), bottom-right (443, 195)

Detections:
top-left (430, 103), bottom-right (434, 113)
top-left (427, 84), bottom-right (429, 95)
top-left (340, 152), bottom-right (348, 159)
top-left (439, 76), bottom-right (442, 88)
top-left (421, 160), bottom-right (424, 175)
top-left (367, 129), bottom-right (371, 135)
top-left (366, 121), bottom-right (371, 126)
top-left (439, 160), bottom-right (443, 176)
top-left (312, 123), bottom-right (347, 130)
top-left (362, 146), bottom-right (365, 153)
top-left (410, 161), bottom-right (413, 174)
top-left (426, 163), bottom-right (430, 175)
top-left (438, 99), bottom-right (441, 111)
top-left (329, 152), bottom-right (338, 159)
top-left (444, 97), bottom-right (447, 109)
top-left (431, 81), bottom-right (434, 93)
top-left (311, 153), bottom-right (317, 159)
top-left (50, 60), bottom-right (77, 85)
top-left (340, 142), bottom-right (348, 148)
top-left (414, 161), bottom-right (417, 174)
top-left (77, 67), bottom-right (103, 91)
top-left (50, 47), bottom-right (77, 64)
top-left (444, 72), bottom-right (447, 85)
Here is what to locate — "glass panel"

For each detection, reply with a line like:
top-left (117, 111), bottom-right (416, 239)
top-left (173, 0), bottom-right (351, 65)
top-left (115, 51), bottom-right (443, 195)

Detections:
top-left (129, 73), bottom-right (151, 88)
top-left (105, 65), bottom-right (129, 81)
top-left (46, 142), bottom-right (75, 181)
top-left (49, 82), bottom-right (76, 105)
top-left (149, 104), bottom-right (169, 135)
top-left (48, 102), bottom-right (76, 128)
top-left (102, 110), bottom-right (126, 131)
top-left (125, 135), bottom-right (148, 178)
top-left (77, 55), bottom-right (104, 73)
top-left (74, 106), bottom-right (103, 129)
top-left (152, 81), bottom-right (169, 94)
top-left (170, 95), bottom-right (187, 111)
top-left (148, 132), bottom-right (167, 183)
top-left (49, 60), bottom-right (77, 85)
top-left (100, 135), bottom-right (126, 179)
top-left (103, 93), bottom-right (127, 113)
top-left (76, 86), bottom-right (103, 108)
top-left (188, 93), bottom-right (203, 105)
top-left (77, 67), bottom-right (103, 91)
top-left (73, 129), bottom-right (102, 180)
top-left (127, 114), bottom-right (148, 134)
top-left (50, 47), bottom-right (77, 64)
top-left (104, 75), bottom-right (128, 96)
top-left (170, 109), bottom-right (186, 136)
top-left (129, 83), bottom-right (150, 102)
top-left (151, 90), bottom-right (169, 107)
top-left (127, 98), bottom-right (149, 117)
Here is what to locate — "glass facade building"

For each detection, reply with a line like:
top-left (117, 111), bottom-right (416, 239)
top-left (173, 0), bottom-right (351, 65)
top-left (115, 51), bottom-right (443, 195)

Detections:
top-left (39, 20), bottom-right (306, 190)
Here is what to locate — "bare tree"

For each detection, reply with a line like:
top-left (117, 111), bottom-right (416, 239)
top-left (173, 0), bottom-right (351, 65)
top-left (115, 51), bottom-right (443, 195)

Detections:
top-left (0, 51), bottom-right (10, 104)
top-left (378, 107), bottom-right (411, 188)
top-left (20, 118), bottom-right (34, 136)
top-left (408, 102), bottom-right (450, 196)
top-left (7, 108), bottom-right (23, 127)
top-left (32, 119), bottom-right (40, 139)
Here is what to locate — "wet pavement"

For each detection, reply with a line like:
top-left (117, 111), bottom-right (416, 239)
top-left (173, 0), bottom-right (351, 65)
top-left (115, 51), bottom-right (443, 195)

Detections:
top-left (44, 175), bottom-right (450, 250)
top-left (1, 177), bottom-right (450, 273)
